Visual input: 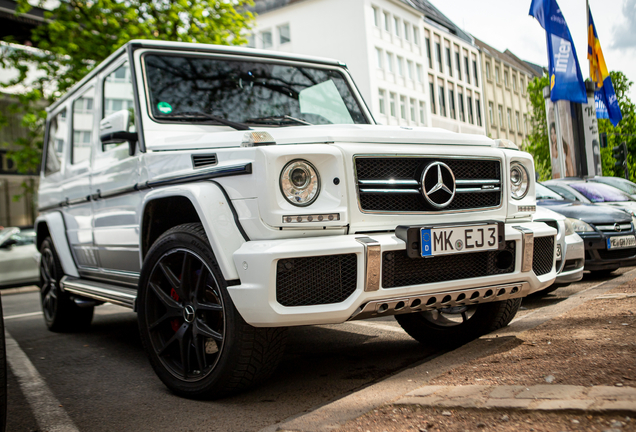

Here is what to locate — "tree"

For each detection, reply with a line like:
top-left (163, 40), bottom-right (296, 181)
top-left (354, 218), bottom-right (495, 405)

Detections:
top-left (524, 71), bottom-right (635, 182)
top-left (1, 0), bottom-right (255, 180)
top-left (597, 71), bottom-right (636, 181)
top-left (524, 75), bottom-right (551, 181)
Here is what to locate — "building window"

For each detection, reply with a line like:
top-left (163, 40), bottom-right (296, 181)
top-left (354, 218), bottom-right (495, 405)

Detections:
top-left (485, 62), bottom-right (491, 80)
top-left (467, 96), bottom-right (474, 124)
top-left (390, 92), bottom-right (396, 117)
top-left (386, 52), bottom-right (394, 73)
top-left (425, 37), bottom-right (432, 68)
top-left (458, 92), bottom-right (465, 122)
top-left (372, 6), bottom-right (380, 27)
top-left (498, 105), bottom-right (503, 127)
top-left (246, 34), bottom-right (255, 48)
top-left (512, 74), bottom-right (517, 91)
top-left (524, 114), bottom-right (528, 134)
top-left (404, 22), bottom-right (410, 41)
top-left (416, 64), bottom-right (423, 82)
top-left (410, 98), bottom-right (416, 121)
top-left (261, 30), bottom-right (272, 49)
top-left (384, 11), bottom-right (390, 32)
top-left (429, 82), bottom-right (436, 115)
top-left (376, 48), bottom-right (383, 69)
top-left (521, 76), bottom-right (526, 94)
top-left (278, 24), bottom-right (290, 44)
top-left (473, 59), bottom-right (479, 87)
top-left (506, 108), bottom-right (512, 130)
top-left (413, 27), bottom-right (419, 45)
top-left (515, 111), bottom-right (520, 132)
top-left (476, 98), bottom-right (482, 126)
top-left (448, 88), bottom-right (456, 119)
top-left (438, 85), bottom-right (446, 117)
top-left (504, 71), bottom-right (509, 88)
top-left (378, 89), bottom-right (386, 114)
top-left (455, 51), bottom-right (461, 80)
top-left (446, 46), bottom-right (452, 77)
top-left (400, 95), bottom-right (406, 119)
top-left (419, 101), bottom-right (425, 123)
top-left (407, 60), bottom-right (414, 80)
top-left (495, 66), bottom-right (500, 84)
top-left (489, 102), bottom-right (495, 125)
top-left (436, 42), bottom-right (442, 73)
top-left (464, 56), bottom-right (470, 84)
top-left (397, 56), bottom-right (404, 76)
top-left (393, 16), bottom-right (400, 37)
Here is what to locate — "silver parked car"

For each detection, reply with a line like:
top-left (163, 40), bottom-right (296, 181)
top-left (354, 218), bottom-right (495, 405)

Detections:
top-left (0, 228), bottom-right (40, 287)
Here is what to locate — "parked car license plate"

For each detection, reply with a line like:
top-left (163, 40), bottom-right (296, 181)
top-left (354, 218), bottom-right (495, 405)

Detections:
top-left (421, 224), bottom-right (498, 257)
top-left (606, 235), bottom-right (636, 250)
top-left (556, 244), bottom-right (562, 260)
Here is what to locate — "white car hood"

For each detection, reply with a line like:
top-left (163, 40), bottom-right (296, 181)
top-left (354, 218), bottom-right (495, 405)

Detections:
top-left (144, 124), bottom-right (494, 151)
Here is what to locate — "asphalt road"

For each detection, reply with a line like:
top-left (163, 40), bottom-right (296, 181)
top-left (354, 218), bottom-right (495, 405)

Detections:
top-left (4, 268), bottom-right (633, 432)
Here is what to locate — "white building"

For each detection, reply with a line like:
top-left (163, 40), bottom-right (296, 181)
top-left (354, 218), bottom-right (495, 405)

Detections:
top-left (250, 0), bottom-right (486, 135)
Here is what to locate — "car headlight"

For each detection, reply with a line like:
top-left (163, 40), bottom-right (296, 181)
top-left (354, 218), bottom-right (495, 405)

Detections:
top-left (566, 218), bottom-right (594, 233)
top-left (280, 159), bottom-right (320, 206)
top-left (564, 218), bottom-right (575, 236)
top-left (510, 162), bottom-right (529, 200)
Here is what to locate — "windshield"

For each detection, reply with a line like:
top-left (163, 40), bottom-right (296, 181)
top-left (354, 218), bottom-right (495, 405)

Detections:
top-left (143, 54), bottom-right (369, 127)
top-left (592, 177), bottom-right (636, 195)
top-left (536, 183), bottom-right (565, 200)
top-left (569, 182), bottom-right (635, 203)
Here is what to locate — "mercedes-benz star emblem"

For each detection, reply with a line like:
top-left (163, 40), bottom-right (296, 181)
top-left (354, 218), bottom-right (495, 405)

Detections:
top-left (614, 223), bottom-right (622, 232)
top-left (421, 162), bottom-right (456, 208)
top-left (184, 305), bottom-right (195, 323)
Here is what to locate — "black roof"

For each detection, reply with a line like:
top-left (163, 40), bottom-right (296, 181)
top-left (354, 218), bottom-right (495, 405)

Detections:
top-left (252, 0), bottom-right (473, 44)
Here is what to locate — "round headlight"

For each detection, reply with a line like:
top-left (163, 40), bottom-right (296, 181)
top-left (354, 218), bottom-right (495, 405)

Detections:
top-left (280, 159), bottom-right (320, 206)
top-left (510, 162), bottom-right (529, 200)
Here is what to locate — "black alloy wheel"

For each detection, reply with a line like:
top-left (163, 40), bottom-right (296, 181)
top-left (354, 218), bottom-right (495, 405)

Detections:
top-left (39, 238), bottom-right (93, 332)
top-left (144, 248), bottom-right (225, 382)
top-left (138, 223), bottom-right (287, 398)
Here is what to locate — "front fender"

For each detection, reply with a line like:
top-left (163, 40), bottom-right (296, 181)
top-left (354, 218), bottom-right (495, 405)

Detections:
top-left (35, 212), bottom-right (79, 278)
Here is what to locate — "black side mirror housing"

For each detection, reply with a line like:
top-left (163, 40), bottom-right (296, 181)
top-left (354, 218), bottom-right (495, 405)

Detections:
top-left (100, 131), bottom-right (139, 157)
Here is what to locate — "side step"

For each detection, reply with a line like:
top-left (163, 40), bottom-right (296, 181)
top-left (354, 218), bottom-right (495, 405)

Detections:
top-left (61, 276), bottom-right (137, 309)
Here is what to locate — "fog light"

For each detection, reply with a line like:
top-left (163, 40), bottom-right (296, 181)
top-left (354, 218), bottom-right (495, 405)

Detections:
top-left (282, 213), bottom-right (340, 223)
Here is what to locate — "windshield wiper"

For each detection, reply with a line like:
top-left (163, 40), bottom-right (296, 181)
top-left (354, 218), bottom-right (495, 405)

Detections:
top-left (244, 115), bottom-right (312, 126)
top-left (159, 111), bottom-right (251, 131)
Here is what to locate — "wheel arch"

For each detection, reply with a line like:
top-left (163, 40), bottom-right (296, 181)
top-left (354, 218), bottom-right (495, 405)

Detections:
top-left (34, 212), bottom-right (79, 277)
top-left (139, 183), bottom-right (246, 282)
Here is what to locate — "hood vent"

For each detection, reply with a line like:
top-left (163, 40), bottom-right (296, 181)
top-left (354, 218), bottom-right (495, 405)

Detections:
top-left (192, 154), bottom-right (218, 169)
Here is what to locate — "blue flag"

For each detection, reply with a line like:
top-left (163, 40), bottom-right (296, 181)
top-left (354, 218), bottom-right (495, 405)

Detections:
top-left (529, 0), bottom-right (587, 103)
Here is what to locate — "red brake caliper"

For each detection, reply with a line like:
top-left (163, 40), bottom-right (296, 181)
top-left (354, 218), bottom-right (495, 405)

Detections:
top-left (170, 288), bottom-right (180, 332)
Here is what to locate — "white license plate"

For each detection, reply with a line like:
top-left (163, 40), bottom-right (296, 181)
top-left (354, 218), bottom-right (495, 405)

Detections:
top-left (421, 224), bottom-right (499, 257)
top-left (607, 235), bottom-right (636, 250)
top-left (556, 244), bottom-right (562, 260)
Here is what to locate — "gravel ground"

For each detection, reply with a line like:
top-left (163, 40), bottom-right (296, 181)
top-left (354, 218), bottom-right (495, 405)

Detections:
top-left (335, 272), bottom-right (636, 432)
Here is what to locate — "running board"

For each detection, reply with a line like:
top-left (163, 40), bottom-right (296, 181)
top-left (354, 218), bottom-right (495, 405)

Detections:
top-left (61, 276), bottom-right (137, 309)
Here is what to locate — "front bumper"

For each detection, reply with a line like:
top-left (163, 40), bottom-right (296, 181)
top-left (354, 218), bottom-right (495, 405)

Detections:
top-left (579, 232), bottom-right (636, 271)
top-left (554, 232), bottom-right (584, 284)
top-left (230, 221), bottom-right (556, 327)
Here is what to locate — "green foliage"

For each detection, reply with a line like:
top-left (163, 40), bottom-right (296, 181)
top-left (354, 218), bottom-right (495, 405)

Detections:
top-left (1, 0), bottom-right (255, 177)
top-left (597, 71), bottom-right (636, 181)
top-left (524, 75), bottom-right (551, 181)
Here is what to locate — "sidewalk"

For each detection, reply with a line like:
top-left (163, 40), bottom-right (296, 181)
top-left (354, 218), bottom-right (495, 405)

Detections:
top-left (266, 269), bottom-right (636, 432)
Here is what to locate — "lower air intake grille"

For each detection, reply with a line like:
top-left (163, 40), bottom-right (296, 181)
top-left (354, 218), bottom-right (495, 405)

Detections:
top-left (276, 254), bottom-right (357, 306)
top-left (382, 242), bottom-right (516, 288)
top-left (532, 236), bottom-right (555, 276)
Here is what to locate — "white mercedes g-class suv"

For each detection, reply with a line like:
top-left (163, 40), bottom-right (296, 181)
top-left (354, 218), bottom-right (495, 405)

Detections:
top-left (36, 40), bottom-right (556, 398)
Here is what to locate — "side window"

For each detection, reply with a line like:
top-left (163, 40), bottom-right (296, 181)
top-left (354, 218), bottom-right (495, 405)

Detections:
top-left (102, 62), bottom-right (136, 152)
top-left (45, 109), bottom-right (67, 175)
top-left (72, 88), bottom-right (95, 164)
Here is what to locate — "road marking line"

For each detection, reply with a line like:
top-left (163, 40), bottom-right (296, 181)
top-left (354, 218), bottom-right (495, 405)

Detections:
top-left (346, 320), bottom-right (405, 334)
top-left (4, 311), bottom-right (42, 320)
top-left (5, 330), bottom-right (80, 432)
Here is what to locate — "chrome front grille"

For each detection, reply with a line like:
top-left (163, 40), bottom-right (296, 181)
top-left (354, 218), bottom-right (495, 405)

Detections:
top-left (354, 156), bottom-right (502, 213)
top-left (594, 223), bottom-right (633, 232)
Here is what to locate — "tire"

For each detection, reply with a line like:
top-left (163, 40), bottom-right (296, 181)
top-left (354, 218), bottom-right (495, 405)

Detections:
top-left (395, 298), bottom-right (522, 348)
top-left (137, 223), bottom-right (287, 399)
top-left (39, 238), bottom-right (93, 332)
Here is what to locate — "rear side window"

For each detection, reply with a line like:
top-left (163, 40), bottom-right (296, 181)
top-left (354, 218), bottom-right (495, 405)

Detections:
top-left (45, 109), bottom-right (67, 175)
top-left (72, 87), bottom-right (95, 164)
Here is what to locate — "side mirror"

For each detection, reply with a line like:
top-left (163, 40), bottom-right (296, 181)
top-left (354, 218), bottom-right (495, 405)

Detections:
top-left (100, 109), bottom-right (138, 156)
